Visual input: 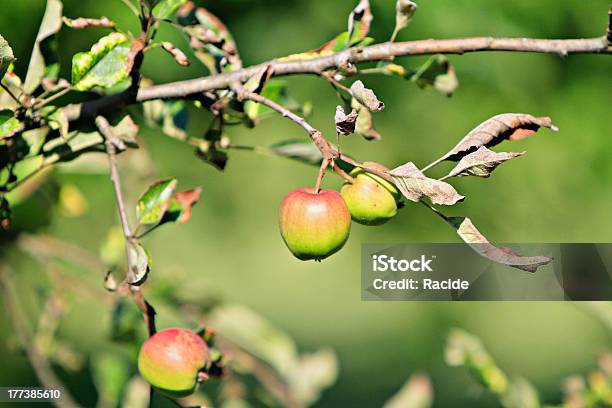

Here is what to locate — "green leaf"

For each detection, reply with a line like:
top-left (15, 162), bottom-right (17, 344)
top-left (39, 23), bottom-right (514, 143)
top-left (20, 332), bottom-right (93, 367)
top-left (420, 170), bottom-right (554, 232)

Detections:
top-left (244, 80), bottom-right (304, 125)
top-left (143, 99), bottom-right (188, 140)
top-left (24, 0), bottom-right (63, 93)
top-left (269, 140), bottom-right (323, 165)
top-left (0, 35), bottom-right (15, 79)
top-left (178, 5), bottom-right (241, 73)
top-left (410, 55), bottom-right (459, 97)
top-left (71, 32), bottom-right (132, 91)
top-left (0, 109), bottom-right (21, 139)
top-left (126, 241), bottom-right (150, 285)
top-left (351, 98), bottom-right (381, 141)
top-left (136, 178), bottom-right (178, 225)
top-left (153, 0), bottom-right (188, 20)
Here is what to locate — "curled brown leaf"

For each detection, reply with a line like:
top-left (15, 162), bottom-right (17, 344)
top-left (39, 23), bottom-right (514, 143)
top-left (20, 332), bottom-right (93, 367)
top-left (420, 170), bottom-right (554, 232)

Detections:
top-left (391, 162), bottom-right (464, 205)
top-left (350, 80), bottom-right (385, 112)
top-left (335, 106), bottom-right (358, 135)
top-left (449, 217), bottom-right (553, 273)
top-left (444, 146), bottom-right (525, 179)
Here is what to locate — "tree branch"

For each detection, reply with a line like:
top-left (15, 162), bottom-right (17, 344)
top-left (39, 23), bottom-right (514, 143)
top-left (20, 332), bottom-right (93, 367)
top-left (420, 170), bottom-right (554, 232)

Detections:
top-left (62, 35), bottom-right (611, 123)
top-left (96, 116), bottom-right (157, 339)
top-left (236, 89), bottom-right (335, 160)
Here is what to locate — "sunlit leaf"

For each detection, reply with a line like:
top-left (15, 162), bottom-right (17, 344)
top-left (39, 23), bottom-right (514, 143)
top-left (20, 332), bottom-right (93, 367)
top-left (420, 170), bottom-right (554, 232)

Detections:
top-left (126, 241), bottom-right (150, 285)
top-left (153, 0), bottom-right (188, 20)
top-left (0, 109), bottom-right (21, 139)
top-left (0, 35), bottom-right (15, 79)
top-left (410, 55), bottom-right (458, 97)
top-left (178, 2), bottom-right (241, 73)
top-left (24, 0), bottom-right (63, 93)
top-left (391, 162), bottom-right (464, 205)
top-left (136, 178), bottom-right (178, 225)
top-left (71, 32), bottom-right (132, 91)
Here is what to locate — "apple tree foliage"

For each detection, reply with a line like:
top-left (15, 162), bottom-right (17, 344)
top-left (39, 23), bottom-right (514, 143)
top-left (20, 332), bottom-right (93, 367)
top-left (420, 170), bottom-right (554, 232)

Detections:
top-left (1, 0), bottom-right (611, 406)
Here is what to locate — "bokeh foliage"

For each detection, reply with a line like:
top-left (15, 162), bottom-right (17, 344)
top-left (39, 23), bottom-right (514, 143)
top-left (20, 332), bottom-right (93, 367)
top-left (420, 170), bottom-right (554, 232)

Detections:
top-left (1, 0), bottom-right (611, 407)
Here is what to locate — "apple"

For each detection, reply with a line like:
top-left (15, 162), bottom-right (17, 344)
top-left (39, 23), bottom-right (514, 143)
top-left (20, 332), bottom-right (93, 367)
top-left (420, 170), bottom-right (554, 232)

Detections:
top-left (279, 188), bottom-right (351, 260)
top-left (341, 162), bottom-right (400, 225)
top-left (138, 328), bottom-right (209, 397)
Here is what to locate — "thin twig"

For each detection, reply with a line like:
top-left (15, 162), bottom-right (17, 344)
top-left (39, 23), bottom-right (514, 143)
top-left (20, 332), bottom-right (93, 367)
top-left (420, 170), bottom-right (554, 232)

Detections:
top-left (0, 265), bottom-right (80, 408)
top-left (0, 82), bottom-right (23, 106)
top-left (96, 116), bottom-right (157, 337)
top-left (33, 87), bottom-right (72, 109)
top-left (236, 89), bottom-right (335, 159)
top-left (96, 116), bottom-right (132, 239)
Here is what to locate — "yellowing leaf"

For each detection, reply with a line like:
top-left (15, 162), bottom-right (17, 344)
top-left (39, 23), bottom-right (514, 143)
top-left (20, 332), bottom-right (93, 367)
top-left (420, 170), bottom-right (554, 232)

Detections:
top-left (71, 32), bottom-right (132, 91)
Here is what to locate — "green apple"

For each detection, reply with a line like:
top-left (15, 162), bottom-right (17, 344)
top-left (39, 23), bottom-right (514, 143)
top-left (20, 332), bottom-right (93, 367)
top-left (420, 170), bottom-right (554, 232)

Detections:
top-left (341, 162), bottom-right (400, 225)
top-left (279, 188), bottom-right (351, 261)
top-left (138, 328), bottom-right (209, 397)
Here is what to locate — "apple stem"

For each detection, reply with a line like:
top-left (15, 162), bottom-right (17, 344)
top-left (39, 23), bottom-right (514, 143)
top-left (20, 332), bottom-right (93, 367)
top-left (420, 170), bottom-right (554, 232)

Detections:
top-left (333, 163), bottom-right (355, 183)
top-left (314, 158), bottom-right (330, 193)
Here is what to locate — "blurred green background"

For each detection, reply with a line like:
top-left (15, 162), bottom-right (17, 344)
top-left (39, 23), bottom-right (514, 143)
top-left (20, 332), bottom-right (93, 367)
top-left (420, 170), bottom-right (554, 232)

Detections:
top-left (1, 0), bottom-right (612, 407)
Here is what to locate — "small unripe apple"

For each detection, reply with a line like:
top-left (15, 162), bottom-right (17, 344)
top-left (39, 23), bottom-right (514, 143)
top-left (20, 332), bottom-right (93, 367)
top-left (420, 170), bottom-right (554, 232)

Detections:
top-left (341, 162), bottom-right (400, 225)
top-left (138, 329), bottom-right (209, 397)
top-left (279, 188), bottom-right (351, 261)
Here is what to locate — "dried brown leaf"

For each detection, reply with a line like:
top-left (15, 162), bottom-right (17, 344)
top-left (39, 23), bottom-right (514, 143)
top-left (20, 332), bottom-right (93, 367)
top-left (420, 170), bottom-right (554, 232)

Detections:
top-left (445, 146), bottom-right (525, 179)
top-left (335, 106), bottom-right (358, 135)
top-left (438, 113), bottom-right (558, 163)
top-left (391, 162), bottom-right (464, 205)
top-left (63, 16), bottom-right (115, 29)
top-left (394, 0), bottom-right (418, 36)
top-left (350, 80), bottom-right (385, 112)
top-left (449, 217), bottom-right (553, 272)
top-left (161, 42), bottom-right (190, 66)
